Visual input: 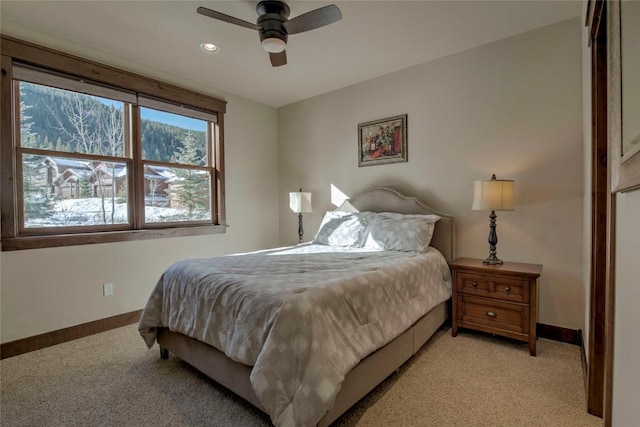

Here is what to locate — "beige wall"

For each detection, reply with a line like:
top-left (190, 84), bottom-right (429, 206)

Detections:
top-left (278, 19), bottom-right (584, 329)
top-left (0, 92), bottom-right (280, 343)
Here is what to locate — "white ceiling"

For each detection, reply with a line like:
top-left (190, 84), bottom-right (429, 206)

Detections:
top-left (0, 1), bottom-right (581, 108)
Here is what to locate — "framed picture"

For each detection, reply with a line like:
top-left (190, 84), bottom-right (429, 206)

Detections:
top-left (610, 0), bottom-right (640, 192)
top-left (358, 114), bottom-right (407, 167)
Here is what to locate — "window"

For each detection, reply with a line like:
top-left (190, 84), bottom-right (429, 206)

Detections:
top-left (18, 77), bottom-right (131, 230)
top-left (138, 102), bottom-right (215, 225)
top-left (1, 36), bottom-right (227, 250)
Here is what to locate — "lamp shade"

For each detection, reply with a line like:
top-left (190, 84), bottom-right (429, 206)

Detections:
top-left (472, 176), bottom-right (514, 211)
top-left (289, 191), bottom-right (312, 213)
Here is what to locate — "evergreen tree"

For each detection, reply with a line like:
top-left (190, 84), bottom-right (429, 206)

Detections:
top-left (170, 132), bottom-right (209, 219)
top-left (79, 176), bottom-right (92, 198)
top-left (20, 91), bottom-right (37, 146)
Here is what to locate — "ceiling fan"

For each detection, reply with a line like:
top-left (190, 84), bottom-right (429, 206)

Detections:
top-left (197, 1), bottom-right (342, 67)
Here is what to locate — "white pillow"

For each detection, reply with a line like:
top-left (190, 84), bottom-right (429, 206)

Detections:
top-left (313, 211), bottom-right (375, 247)
top-left (363, 212), bottom-right (440, 252)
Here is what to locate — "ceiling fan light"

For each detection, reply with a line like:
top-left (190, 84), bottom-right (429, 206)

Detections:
top-left (261, 37), bottom-right (286, 53)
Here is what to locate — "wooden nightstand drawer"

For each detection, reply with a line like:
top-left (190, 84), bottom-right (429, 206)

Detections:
top-left (458, 295), bottom-right (528, 334)
top-left (458, 272), bottom-right (529, 303)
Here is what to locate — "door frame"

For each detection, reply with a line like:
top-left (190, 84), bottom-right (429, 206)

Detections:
top-left (586, 0), bottom-right (606, 418)
top-left (585, 1), bottom-right (616, 424)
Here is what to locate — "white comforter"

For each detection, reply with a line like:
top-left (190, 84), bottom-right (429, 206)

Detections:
top-left (138, 244), bottom-right (451, 427)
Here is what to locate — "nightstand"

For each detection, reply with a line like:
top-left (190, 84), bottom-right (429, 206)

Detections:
top-left (450, 257), bottom-right (543, 356)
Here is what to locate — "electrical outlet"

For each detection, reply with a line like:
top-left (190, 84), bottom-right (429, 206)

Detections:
top-left (103, 283), bottom-right (114, 297)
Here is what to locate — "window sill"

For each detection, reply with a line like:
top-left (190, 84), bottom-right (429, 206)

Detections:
top-left (0, 224), bottom-right (228, 251)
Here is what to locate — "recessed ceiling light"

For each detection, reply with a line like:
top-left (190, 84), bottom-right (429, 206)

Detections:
top-left (200, 43), bottom-right (219, 53)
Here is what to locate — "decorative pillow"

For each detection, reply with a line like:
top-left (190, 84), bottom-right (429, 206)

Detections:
top-left (313, 211), bottom-right (376, 247)
top-left (363, 212), bottom-right (440, 252)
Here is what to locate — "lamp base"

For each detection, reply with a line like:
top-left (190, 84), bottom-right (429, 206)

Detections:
top-left (484, 210), bottom-right (503, 265)
top-left (297, 212), bottom-right (304, 243)
top-left (482, 255), bottom-right (504, 265)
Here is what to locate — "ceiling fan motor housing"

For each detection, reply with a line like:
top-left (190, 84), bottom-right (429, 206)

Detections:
top-left (257, 0), bottom-right (290, 44)
top-left (197, 1), bottom-right (342, 66)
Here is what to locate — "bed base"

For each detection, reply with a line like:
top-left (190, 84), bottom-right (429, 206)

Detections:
top-left (157, 300), bottom-right (448, 426)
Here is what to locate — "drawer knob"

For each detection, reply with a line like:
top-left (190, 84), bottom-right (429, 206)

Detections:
top-left (504, 286), bottom-right (511, 292)
top-left (472, 282), bottom-right (478, 288)
top-left (486, 311), bottom-right (497, 318)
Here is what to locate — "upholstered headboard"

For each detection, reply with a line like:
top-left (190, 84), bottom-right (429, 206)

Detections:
top-left (337, 187), bottom-right (456, 262)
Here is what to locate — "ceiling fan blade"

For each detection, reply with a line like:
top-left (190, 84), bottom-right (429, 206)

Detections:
top-left (283, 4), bottom-right (342, 35)
top-left (270, 51), bottom-right (287, 67)
top-left (197, 6), bottom-right (260, 31)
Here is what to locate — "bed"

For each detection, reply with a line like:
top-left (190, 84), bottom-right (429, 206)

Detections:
top-left (138, 186), bottom-right (455, 427)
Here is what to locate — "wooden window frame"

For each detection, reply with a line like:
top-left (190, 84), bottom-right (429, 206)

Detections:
top-left (1, 35), bottom-right (227, 251)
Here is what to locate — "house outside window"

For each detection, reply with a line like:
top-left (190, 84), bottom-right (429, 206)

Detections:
top-left (1, 36), bottom-right (227, 250)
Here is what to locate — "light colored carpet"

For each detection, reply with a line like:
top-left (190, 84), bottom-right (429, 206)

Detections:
top-left (1, 324), bottom-right (602, 427)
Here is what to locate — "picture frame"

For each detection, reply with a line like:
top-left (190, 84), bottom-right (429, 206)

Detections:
top-left (358, 114), bottom-right (407, 167)
top-left (610, 0), bottom-right (640, 192)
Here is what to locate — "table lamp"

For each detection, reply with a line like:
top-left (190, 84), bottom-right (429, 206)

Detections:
top-left (289, 188), bottom-right (312, 243)
top-left (472, 174), bottom-right (514, 265)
